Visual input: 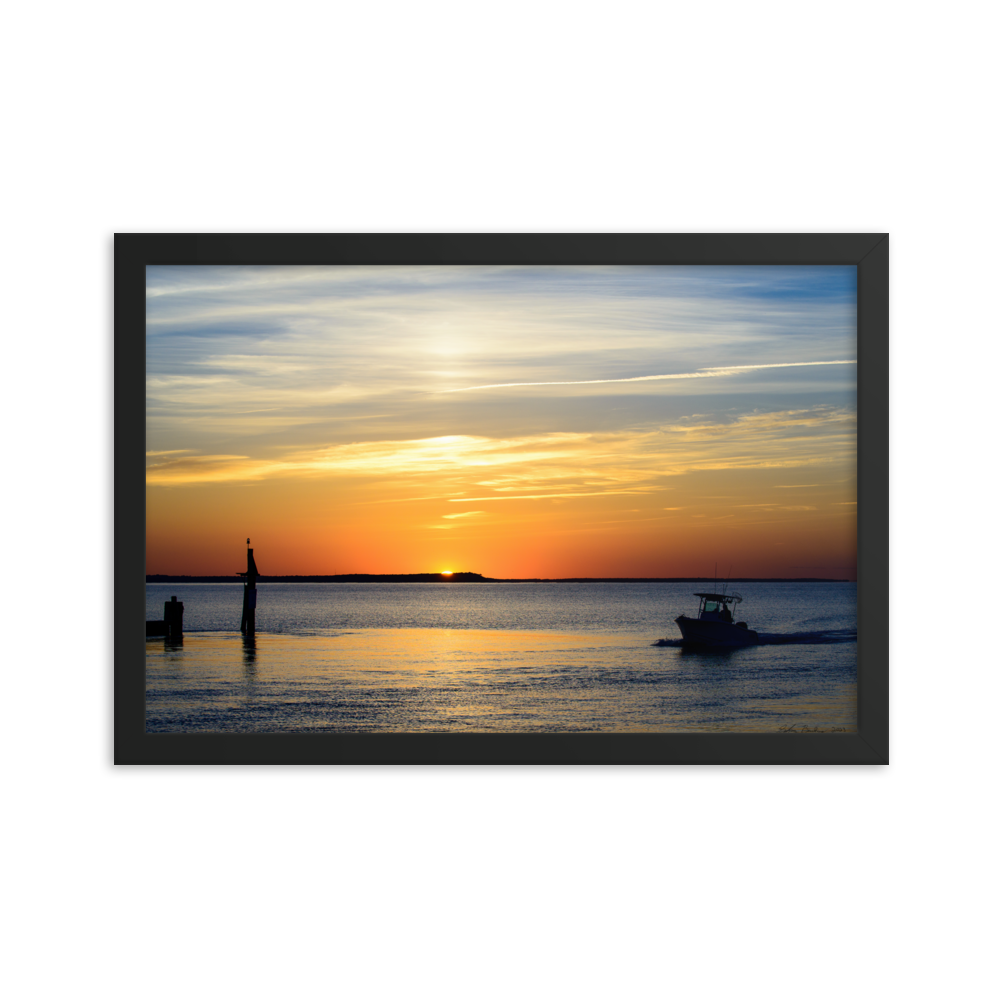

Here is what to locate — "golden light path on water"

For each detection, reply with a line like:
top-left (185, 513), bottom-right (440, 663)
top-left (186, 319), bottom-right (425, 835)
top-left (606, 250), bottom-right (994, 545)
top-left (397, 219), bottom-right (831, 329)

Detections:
top-left (146, 629), bottom-right (858, 734)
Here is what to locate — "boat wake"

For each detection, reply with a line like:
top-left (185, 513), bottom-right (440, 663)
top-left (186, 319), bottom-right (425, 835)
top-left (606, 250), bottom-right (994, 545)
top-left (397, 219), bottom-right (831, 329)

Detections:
top-left (756, 630), bottom-right (857, 645)
top-left (653, 629), bottom-right (856, 647)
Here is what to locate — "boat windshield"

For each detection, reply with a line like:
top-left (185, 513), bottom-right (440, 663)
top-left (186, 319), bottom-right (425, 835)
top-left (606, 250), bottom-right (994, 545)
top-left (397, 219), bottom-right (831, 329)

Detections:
top-left (703, 600), bottom-right (721, 613)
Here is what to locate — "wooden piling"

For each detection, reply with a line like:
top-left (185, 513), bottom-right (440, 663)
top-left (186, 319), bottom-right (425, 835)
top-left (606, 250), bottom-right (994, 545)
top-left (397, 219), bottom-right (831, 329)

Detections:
top-left (239, 542), bottom-right (258, 634)
top-left (163, 595), bottom-right (184, 637)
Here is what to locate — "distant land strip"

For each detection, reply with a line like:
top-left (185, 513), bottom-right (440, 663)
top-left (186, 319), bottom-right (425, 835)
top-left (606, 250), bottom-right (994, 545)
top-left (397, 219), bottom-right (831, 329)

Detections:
top-left (147, 573), bottom-right (851, 584)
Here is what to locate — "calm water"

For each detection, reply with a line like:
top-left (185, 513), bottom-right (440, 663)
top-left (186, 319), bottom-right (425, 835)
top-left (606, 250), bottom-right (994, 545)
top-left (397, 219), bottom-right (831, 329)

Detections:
top-left (145, 582), bottom-right (857, 733)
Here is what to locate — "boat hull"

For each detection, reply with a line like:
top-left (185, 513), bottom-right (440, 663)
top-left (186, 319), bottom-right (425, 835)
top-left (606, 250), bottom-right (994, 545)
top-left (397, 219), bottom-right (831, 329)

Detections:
top-left (674, 615), bottom-right (759, 646)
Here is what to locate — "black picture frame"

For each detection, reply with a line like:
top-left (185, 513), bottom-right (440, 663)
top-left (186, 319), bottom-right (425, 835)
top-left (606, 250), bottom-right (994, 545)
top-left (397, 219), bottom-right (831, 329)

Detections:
top-left (117, 233), bottom-right (888, 764)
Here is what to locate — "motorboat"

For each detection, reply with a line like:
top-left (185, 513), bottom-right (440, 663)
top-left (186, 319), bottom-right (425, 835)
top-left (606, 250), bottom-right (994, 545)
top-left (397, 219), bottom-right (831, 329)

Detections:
top-left (673, 592), bottom-right (758, 646)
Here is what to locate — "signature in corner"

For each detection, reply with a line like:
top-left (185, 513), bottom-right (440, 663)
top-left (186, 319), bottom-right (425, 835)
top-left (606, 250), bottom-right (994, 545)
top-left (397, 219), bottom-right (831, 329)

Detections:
top-left (777, 725), bottom-right (848, 733)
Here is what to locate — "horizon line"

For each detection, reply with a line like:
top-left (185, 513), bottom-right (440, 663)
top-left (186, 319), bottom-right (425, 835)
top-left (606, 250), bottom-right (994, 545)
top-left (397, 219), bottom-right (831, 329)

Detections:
top-left (147, 572), bottom-right (855, 583)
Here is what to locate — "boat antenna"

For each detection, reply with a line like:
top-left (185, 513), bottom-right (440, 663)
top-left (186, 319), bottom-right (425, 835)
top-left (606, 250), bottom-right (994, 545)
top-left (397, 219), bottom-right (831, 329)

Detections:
top-left (724, 565), bottom-right (732, 597)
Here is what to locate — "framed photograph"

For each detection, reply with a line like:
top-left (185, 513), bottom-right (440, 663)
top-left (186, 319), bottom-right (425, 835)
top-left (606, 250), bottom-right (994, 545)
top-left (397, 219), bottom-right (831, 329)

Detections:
top-left (116, 234), bottom-right (887, 764)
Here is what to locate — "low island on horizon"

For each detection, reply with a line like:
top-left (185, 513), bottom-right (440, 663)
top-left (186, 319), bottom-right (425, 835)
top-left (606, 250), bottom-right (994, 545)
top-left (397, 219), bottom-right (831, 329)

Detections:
top-left (147, 572), bottom-right (853, 584)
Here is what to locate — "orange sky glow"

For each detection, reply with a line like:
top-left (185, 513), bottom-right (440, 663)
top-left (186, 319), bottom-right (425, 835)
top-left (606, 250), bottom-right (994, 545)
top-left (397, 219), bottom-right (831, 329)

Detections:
top-left (146, 265), bottom-right (857, 579)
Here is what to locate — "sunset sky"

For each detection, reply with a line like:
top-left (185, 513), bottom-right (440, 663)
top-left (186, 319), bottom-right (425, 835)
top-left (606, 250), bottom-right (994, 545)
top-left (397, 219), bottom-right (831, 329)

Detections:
top-left (146, 265), bottom-right (857, 578)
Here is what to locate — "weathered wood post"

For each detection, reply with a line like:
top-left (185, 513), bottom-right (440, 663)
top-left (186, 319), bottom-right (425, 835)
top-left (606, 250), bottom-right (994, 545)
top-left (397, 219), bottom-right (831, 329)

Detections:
top-left (164, 595), bottom-right (184, 637)
top-left (239, 539), bottom-right (259, 635)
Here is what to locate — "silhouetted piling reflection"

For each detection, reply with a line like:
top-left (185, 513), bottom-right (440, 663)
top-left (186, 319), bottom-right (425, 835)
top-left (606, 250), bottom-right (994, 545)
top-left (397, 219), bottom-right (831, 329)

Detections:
top-left (239, 633), bottom-right (259, 702)
top-left (242, 633), bottom-right (257, 671)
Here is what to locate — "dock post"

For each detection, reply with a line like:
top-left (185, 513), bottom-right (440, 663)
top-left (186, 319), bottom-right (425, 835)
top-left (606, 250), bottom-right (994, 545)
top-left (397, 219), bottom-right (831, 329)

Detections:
top-left (164, 596), bottom-right (184, 637)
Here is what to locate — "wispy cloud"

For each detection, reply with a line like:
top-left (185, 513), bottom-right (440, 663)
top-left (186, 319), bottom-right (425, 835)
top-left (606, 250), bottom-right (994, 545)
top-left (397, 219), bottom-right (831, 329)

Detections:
top-left (441, 360), bottom-right (856, 393)
top-left (146, 454), bottom-right (254, 481)
top-left (145, 405), bottom-right (854, 491)
top-left (355, 492), bottom-right (469, 505)
top-left (586, 514), bottom-right (677, 526)
top-left (447, 490), bottom-right (658, 503)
